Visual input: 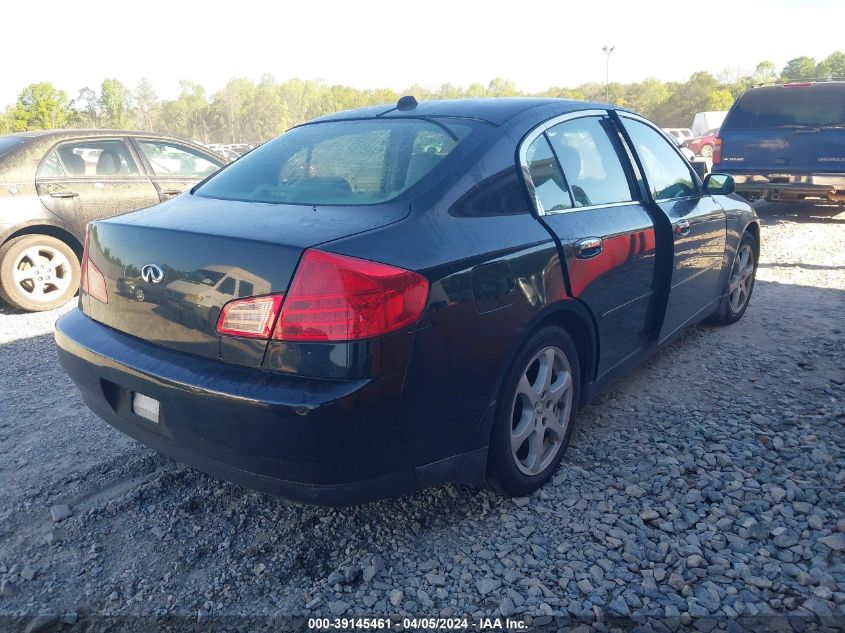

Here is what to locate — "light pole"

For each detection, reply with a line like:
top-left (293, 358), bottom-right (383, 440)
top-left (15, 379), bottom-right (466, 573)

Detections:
top-left (602, 45), bottom-right (615, 103)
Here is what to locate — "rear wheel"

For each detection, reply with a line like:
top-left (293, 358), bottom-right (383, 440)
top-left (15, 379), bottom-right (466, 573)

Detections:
top-left (700, 144), bottom-right (713, 158)
top-left (711, 232), bottom-right (757, 324)
top-left (488, 327), bottom-right (580, 497)
top-left (0, 235), bottom-right (80, 312)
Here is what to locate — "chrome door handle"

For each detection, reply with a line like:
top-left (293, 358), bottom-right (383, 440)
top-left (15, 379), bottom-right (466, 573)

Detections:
top-left (160, 189), bottom-right (183, 196)
top-left (574, 237), bottom-right (603, 259)
top-left (50, 191), bottom-right (79, 198)
top-left (674, 220), bottom-right (691, 237)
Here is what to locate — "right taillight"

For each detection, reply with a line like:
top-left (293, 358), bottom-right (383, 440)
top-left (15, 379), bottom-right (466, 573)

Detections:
top-left (273, 249), bottom-right (429, 342)
top-left (80, 225), bottom-right (108, 304)
top-left (712, 136), bottom-right (722, 165)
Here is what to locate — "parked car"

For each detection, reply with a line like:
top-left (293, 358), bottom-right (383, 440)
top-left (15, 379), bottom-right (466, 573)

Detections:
top-left (692, 111), bottom-right (727, 136)
top-left (714, 81), bottom-right (845, 203)
top-left (684, 128), bottom-right (720, 157)
top-left (0, 130), bottom-right (228, 311)
top-left (55, 98), bottom-right (759, 505)
top-left (663, 127), bottom-right (694, 144)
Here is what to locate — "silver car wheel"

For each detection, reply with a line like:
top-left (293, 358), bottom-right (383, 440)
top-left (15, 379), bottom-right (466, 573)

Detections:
top-left (11, 245), bottom-right (73, 303)
top-left (729, 243), bottom-right (755, 313)
top-left (510, 346), bottom-right (574, 476)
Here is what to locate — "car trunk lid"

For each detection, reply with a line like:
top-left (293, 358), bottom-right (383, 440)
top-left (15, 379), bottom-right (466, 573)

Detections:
top-left (81, 193), bottom-right (409, 365)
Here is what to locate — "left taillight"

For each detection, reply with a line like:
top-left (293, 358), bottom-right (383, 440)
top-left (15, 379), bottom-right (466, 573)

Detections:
top-left (216, 295), bottom-right (285, 338)
top-left (712, 135), bottom-right (723, 166)
top-left (80, 225), bottom-right (108, 304)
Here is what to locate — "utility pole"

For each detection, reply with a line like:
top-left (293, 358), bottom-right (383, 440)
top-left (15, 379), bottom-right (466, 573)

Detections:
top-left (602, 45), bottom-right (615, 103)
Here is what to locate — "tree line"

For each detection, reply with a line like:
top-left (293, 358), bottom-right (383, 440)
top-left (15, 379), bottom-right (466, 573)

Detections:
top-left (1, 52), bottom-right (842, 144)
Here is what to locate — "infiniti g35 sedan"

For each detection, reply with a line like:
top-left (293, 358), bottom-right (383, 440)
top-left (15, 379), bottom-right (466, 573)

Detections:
top-left (55, 97), bottom-right (760, 505)
top-left (0, 130), bottom-right (226, 311)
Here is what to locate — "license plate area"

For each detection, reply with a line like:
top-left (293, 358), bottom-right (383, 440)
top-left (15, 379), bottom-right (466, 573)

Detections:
top-left (131, 392), bottom-right (160, 424)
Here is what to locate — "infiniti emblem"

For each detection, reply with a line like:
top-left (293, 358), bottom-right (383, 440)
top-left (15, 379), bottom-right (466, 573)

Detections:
top-left (141, 264), bottom-right (165, 284)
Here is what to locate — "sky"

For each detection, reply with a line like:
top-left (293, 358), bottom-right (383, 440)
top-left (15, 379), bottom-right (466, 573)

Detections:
top-left (2, 0), bottom-right (843, 107)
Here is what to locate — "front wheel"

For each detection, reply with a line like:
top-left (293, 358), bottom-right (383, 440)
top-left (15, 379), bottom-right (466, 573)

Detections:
top-left (699, 144), bottom-right (713, 158)
top-left (0, 235), bottom-right (80, 312)
top-left (488, 327), bottom-right (580, 497)
top-left (711, 232), bottom-right (757, 324)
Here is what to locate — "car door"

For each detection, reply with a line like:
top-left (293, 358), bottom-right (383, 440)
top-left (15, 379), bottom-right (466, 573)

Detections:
top-left (35, 138), bottom-right (160, 237)
top-left (132, 139), bottom-right (224, 202)
top-left (618, 114), bottom-right (727, 343)
top-left (521, 111), bottom-right (662, 378)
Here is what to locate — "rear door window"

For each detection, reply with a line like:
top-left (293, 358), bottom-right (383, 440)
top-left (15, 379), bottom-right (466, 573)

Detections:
top-left (195, 119), bottom-right (478, 206)
top-left (52, 140), bottom-right (140, 178)
top-left (545, 116), bottom-right (635, 206)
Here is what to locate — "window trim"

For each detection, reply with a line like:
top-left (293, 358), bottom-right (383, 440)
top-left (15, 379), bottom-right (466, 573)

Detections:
top-left (616, 112), bottom-right (704, 202)
top-left (518, 109), bottom-right (640, 216)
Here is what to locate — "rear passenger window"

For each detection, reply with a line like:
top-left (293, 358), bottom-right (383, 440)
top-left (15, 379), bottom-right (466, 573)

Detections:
top-left (545, 117), bottom-right (634, 207)
top-left (525, 135), bottom-right (572, 213)
top-left (622, 119), bottom-right (696, 201)
top-left (54, 140), bottom-right (140, 178)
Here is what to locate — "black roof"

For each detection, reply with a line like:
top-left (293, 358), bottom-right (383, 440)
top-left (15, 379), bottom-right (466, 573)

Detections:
top-left (308, 97), bottom-right (609, 126)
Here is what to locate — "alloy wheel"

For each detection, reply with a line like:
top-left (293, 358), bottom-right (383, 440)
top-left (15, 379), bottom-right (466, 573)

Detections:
top-left (11, 245), bottom-right (73, 303)
top-left (510, 346), bottom-right (574, 476)
top-left (729, 243), bottom-right (754, 313)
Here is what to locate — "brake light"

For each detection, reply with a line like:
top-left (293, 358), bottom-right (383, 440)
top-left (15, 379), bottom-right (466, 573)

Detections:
top-left (80, 225), bottom-right (108, 304)
top-left (217, 295), bottom-right (284, 338)
top-left (273, 249), bottom-right (429, 342)
top-left (712, 136), bottom-right (723, 165)
top-left (783, 82), bottom-right (812, 88)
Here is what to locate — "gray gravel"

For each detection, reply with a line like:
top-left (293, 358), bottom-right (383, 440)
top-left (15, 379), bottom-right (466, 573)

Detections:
top-left (0, 202), bottom-right (843, 631)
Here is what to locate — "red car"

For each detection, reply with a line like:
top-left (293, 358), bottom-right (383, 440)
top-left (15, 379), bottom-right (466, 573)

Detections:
top-left (684, 128), bottom-right (719, 157)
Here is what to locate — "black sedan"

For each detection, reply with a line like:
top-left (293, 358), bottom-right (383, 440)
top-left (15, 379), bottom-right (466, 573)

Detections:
top-left (0, 130), bottom-right (226, 311)
top-left (55, 97), bottom-right (759, 505)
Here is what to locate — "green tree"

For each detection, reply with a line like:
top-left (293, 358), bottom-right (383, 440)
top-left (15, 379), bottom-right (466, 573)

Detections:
top-left (134, 79), bottom-right (161, 131)
top-left (753, 61), bottom-right (778, 84)
top-left (816, 51), bottom-right (845, 78)
top-left (212, 78), bottom-right (255, 143)
top-left (781, 56), bottom-right (817, 80)
top-left (13, 82), bottom-right (71, 129)
top-left (707, 88), bottom-right (734, 110)
top-left (70, 87), bottom-right (100, 128)
top-left (100, 78), bottom-right (132, 128)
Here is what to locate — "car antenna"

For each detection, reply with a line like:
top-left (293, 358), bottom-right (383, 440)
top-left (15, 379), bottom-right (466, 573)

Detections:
top-left (396, 95), bottom-right (418, 111)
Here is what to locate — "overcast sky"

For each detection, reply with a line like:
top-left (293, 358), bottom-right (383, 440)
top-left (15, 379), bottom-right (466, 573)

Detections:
top-left (3, 0), bottom-right (842, 106)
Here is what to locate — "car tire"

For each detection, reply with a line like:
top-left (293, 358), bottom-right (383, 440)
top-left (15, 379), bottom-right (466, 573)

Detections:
top-left (133, 286), bottom-right (146, 302)
top-left (0, 235), bottom-right (80, 312)
top-left (488, 326), bottom-right (580, 497)
top-left (700, 144), bottom-right (713, 158)
top-left (711, 232), bottom-right (757, 325)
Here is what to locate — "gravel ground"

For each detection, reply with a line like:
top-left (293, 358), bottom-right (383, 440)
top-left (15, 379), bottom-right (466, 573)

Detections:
top-left (0, 202), bottom-right (843, 632)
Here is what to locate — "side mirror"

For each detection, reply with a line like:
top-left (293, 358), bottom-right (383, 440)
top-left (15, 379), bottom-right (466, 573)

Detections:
top-left (703, 173), bottom-right (735, 195)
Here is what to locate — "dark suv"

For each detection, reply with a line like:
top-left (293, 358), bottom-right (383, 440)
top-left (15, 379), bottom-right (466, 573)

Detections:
top-left (0, 130), bottom-right (226, 311)
top-left (714, 81), bottom-right (845, 203)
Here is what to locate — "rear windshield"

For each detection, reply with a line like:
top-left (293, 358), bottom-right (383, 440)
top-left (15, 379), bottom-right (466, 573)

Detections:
top-left (195, 118), bottom-right (477, 205)
top-left (726, 84), bottom-right (845, 128)
top-left (0, 137), bottom-right (26, 158)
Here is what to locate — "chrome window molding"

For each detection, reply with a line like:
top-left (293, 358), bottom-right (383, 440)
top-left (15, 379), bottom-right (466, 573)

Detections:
top-left (518, 109), bottom-right (639, 216)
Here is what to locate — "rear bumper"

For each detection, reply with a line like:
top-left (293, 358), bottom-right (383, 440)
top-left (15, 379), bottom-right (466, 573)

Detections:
top-left (55, 309), bottom-right (484, 505)
top-left (722, 172), bottom-right (845, 200)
